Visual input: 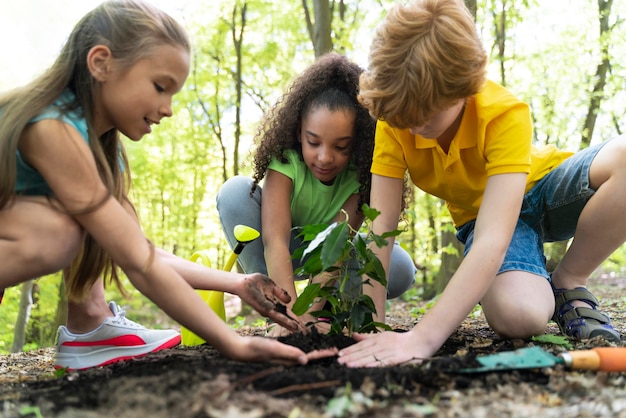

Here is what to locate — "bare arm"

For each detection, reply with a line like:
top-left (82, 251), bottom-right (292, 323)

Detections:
top-left (261, 169), bottom-right (299, 307)
top-left (19, 120), bottom-right (314, 364)
top-left (365, 175), bottom-right (405, 322)
top-left (339, 172), bottom-right (527, 367)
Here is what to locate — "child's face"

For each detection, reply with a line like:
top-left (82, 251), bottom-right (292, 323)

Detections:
top-left (408, 100), bottom-right (465, 140)
top-left (299, 107), bottom-right (355, 185)
top-left (95, 43), bottom-right (190, 140)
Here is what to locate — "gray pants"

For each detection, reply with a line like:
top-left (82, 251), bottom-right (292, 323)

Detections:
top-left (216, 175), bottom-right (417, 299)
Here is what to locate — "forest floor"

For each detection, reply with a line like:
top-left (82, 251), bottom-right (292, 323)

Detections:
top-left (1, 274), bottom-right (626, 418)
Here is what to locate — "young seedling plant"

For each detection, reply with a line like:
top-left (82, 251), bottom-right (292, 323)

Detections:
top-left (291, 204), bottom-right (401, 336)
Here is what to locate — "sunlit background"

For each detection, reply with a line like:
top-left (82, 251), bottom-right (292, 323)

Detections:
top-left (0, 0), bottom-right (202, 88)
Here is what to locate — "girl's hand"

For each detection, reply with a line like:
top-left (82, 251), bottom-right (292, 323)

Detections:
top-left (229, 336), bottom-right (338, 365)
top-left (336, 331), bottom-right (429, 368)
top-left (266, 313), bottom-right (331, 338)
top-left (237, 273), bottom-right (306, 333)
top-left (266, 323), bottom-right (292, 338)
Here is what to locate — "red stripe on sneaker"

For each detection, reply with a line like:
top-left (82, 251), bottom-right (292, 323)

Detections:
top-left (54, 334), bottom-right (182, 370)
top-left (62, 334), bottom-right (147, 347)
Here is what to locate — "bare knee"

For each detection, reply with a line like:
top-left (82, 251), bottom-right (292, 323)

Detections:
top-left (485, 305), bottom-right (550, 339)
top-left (481, 272), bottom-right (554, 339)
top-left (23, 211), bottom-right (83, 272)
top-left (590, 134), bottom-right (626, 188)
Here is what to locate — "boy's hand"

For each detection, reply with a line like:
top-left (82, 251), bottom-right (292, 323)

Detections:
top-left (337, 331), bottom-right (427, 367)
top-left (237, 273), bottom-right (306, 333)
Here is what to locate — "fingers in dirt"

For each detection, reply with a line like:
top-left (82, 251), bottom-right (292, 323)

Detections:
top-left (267, 312), bottom-right (305, 333)
top-left (306, 348), bottom-right (338, 361)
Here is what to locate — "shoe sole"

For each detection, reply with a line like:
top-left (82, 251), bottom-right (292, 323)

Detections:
top-left (54, 334), bottom-right (181, 371)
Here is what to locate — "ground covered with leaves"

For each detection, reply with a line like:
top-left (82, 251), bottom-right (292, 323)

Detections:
top-left (2, 274), bottom-right (626, 418)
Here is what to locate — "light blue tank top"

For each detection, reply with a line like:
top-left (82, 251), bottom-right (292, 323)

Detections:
top-left (15, 91), bottom-right (88, 196)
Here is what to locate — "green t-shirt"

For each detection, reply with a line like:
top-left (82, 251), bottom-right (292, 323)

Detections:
top-left (268, 149), bottom-right (361, 226)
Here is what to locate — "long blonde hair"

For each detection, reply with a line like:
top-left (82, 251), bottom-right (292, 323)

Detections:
top-left (0, 0), bottom-right (190, 300)
top-left (359, 0), bottom-right (487, 128)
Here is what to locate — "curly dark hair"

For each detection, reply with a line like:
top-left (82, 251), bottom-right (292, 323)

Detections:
top-left (251, 52), bottom-right (376, 212)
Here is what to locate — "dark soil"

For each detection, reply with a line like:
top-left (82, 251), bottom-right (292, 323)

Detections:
top-left (2, 274), bottom-right (626, 417)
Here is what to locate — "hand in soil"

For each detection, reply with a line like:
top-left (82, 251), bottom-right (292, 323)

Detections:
top-left (266, 323), bottom-right (292, 338)
top-left (266, 313), bottom-right (330, 338)
top-left (239, 273), bottom-right (306, 333)
top-left (233, 335), bottom-right (338, 365)
top-left (337, 331), bottom-right (425, 368)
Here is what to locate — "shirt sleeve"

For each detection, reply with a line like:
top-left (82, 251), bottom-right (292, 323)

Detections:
top-left (268, 151), bottom-right (297, 180)
top-left (482, 98), bottom-right (533, 176)
top-left (370, 120), bottom-right (408, 179)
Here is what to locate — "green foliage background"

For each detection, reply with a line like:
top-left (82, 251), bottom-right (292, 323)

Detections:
top-left (2, 0), bottom-right (626, 353)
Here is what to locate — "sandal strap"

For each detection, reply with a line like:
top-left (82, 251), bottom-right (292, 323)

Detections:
top-left (554, 287), bottom-right (599, 308)
top-left (560, 306), bottom-right (611, 325)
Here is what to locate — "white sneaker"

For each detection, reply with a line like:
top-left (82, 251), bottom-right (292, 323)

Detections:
top-left (54, 302), bottom-right (180, 370)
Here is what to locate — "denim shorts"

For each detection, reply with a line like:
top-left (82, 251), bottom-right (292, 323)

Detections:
top-left (456, 141), bottom-right (609, 280)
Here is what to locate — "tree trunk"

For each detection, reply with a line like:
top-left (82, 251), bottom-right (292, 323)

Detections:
top-left (231, 1), bottom-right (247, 176)
top-left (11, 280), bottom-right (34, 353)
top-left (581, 0), bottom-right (613, 147)
top-left (54, 280), bottom-right (68, 333)
top-left (302, 0), bottom-right (333, 57)
top-left (433, 221), bottom-right (463, 295)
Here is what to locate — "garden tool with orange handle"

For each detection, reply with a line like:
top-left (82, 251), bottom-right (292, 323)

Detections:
top-left (459, 346), bottom-right (626, 373)
top-left (181, 224), bottom-right (260, 346)
top-left (559, 347), bottom-right (626, 371)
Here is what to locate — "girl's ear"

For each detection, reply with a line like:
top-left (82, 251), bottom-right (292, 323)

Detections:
top-left (87, 45), bottom-right (113, 82)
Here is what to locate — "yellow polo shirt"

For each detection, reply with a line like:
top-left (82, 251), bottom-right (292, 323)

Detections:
top-left (371, 80), bottom-right (573, 227)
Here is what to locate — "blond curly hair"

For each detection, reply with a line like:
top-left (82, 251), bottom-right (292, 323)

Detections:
top-left (359, 0), bottom-right (487, 129)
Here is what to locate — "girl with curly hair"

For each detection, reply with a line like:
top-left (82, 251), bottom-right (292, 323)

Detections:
top-left (217, 53), bottom-right (416, 336)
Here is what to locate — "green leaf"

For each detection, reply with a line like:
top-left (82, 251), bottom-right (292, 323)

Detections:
top-left (374, 322), bottom-right (393, 331)
top-left (359, 258), bottom-right (386, 286)
top-left (371, 234), bottom-right (390, 249)
top-left (292, 283), bottom-right (321, 316)
top-left (531, 334), bottom-right (573, 349)
top-left (326, 393), bottom-right (353, 416)
top-left (330, 321), bottom-right (345, 334)
top-left (354, 234), bottom-right (368, 259)
top-left (358, 294), bottom-right (377, 311)
top-left (350, 304), bottom-right (366, 331)
top-left (361, 204), bottom-right (380, 221)
top-left (297, 250), bottom-right (323, 275)
top-left (19, 406), bottom-right (43, 418)
top-left (310, 309), bottom-right (333, 318)
top-left (381, 230), bottom-right (402, 239)
top-left (296, 224), bottom-right (329, 242)
top-left (291, 246), bottom-right (305, 260)
top-left (320, 222), bottom-right (350, 270)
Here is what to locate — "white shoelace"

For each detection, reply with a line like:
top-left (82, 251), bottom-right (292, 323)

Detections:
top-left (110, 303), bottom-right (144, 329)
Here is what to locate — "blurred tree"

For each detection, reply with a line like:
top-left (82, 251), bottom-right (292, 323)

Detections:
top-left (581, 0), bottom-right (614, 147)
top-left (11, 281), bottom-right (33, 353)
